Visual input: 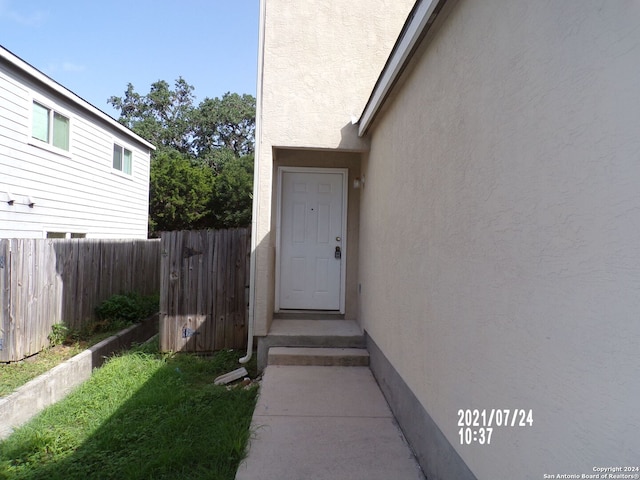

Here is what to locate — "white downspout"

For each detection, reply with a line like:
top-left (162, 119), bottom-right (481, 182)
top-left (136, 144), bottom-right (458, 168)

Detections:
top-left (240, 0), bottom-right (266, 365)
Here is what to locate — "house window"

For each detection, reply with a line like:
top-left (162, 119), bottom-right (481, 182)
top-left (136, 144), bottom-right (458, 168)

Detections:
top-left (32, 101), bottom-right (70, 151)
top-left (46, 232), bottom-right (86, 239)
top-left (113, 144), bottom-right (132, 175)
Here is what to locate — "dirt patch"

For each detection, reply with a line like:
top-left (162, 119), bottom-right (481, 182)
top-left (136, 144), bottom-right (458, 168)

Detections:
top-left (21, 343), bottom-right (88, 364)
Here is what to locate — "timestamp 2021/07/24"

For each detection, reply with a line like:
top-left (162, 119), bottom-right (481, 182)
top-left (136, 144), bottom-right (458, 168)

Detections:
top-left (458, 408), bottom-right (534, 445)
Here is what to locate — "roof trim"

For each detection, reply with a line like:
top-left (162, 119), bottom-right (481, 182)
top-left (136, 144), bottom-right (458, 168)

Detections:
top-left (0, 45), bottom-right (155, 151)
top-left (357, 0), bottom-right (446, 137)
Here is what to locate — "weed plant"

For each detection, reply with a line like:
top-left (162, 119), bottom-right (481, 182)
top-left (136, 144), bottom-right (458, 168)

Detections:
top-left (47, 324), bottom-right (69, 347)
top-left (0, 340), bottom-right (258, 480)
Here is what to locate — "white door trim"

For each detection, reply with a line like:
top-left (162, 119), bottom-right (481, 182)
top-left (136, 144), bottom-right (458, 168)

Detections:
top-left (275, 166), bottom-right (348, 313)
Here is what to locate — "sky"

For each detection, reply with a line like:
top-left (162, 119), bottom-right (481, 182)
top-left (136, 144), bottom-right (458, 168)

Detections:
top-left (0, 0), bottom-right (259, 118)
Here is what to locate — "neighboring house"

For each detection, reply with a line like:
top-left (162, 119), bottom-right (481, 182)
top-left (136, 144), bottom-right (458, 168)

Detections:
top-left (0, 46), bottom-right (155, 239)
top-left (251, 0), bottom-right (640, 478)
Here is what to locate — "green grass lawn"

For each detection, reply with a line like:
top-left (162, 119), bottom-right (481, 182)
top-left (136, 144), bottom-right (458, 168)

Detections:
top-left (0, 327), bottom-right (150, 398)
top-left (0, 339), bottom-right (258, 480)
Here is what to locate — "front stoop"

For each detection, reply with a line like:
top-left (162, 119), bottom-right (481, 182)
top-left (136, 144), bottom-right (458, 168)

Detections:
top-left (269, 347), bottom-right (369, 366)
top-left (257, 319), bottom-right (367, 371)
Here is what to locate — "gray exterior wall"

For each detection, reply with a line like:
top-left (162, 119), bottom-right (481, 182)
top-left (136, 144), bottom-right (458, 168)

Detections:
top-left (359, 0), bottom-right (640, 477)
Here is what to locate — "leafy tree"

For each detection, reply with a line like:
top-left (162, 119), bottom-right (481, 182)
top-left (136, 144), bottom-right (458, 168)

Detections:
top-left (193, 93), bottom-right (256, 158)
top-left (211, 154), bottom-right (254, 228)
top-left (148, 149), bottom-right (215, 234)
top-left (108, 78), bottom-right (196, 154)
top-left (107, 83), bottom-right (142, 128)
top-left (109, 79), bottom-right (256, 234)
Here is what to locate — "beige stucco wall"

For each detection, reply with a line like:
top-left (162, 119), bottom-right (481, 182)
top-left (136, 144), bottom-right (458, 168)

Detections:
top-left (260, 0), bottom-right (414, 151)
top-left (253, 0), bottom-right (414, 335)
top-left (360, 0), bottom-right (640, 477)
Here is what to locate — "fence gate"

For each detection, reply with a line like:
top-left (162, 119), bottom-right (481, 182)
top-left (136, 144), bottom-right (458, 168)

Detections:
top-left (159, 228), bottom-right (250, 352)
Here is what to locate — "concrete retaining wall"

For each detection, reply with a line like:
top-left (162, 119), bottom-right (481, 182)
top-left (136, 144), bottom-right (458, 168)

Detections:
top-left (0, 313), bottom-right (158, 440)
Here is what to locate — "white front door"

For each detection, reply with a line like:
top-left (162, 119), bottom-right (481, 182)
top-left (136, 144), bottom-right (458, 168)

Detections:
top-left (277, 168), bottom-right (346, 311)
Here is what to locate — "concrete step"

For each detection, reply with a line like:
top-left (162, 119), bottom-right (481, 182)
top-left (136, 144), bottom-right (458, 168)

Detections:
top-left (269, 347), bottom-right (370, 367)
top-left (257, 319), bottom-right (367, 370)
top-left (267, 319), bottom-right (365, 347)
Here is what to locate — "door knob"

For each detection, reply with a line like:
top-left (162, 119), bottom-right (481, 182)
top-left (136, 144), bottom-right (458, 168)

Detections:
top-left (335, 246), bottom-right (341, 259)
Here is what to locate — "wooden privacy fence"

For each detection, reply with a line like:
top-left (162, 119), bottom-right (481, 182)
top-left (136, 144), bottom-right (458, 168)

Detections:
top-left (52, 239), bottom-right (160, 329)
top-left (0, 239), bottom-right (58, 363)
top-left (0, 238), bottom-right (160, 362)
top-left (159, 228), bottom-right (250, 353)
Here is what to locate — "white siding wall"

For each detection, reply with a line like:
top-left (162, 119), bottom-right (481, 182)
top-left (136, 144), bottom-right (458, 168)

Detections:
top-left (0, 64), bottom-right (150, 239)
top-left (360, 0), bottom-right (640, 477)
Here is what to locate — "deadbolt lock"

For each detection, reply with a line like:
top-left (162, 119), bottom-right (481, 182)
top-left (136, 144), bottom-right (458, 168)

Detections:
top-left (335, 246), bottom-right (341, 259)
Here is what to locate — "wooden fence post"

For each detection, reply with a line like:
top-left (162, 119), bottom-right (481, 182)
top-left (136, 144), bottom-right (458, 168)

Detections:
top-left (0, 240), bottom-right (11, 362)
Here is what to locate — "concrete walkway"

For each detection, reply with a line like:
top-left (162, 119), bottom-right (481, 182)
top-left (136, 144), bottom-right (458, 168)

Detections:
top-left (235, 365), bottom-right (425, 480)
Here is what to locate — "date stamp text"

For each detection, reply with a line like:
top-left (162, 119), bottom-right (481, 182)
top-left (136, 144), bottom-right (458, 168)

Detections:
top-left (457, 408), bottom-right (533, 445)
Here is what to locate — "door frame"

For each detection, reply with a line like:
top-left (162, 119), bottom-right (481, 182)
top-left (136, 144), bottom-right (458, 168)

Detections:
top-left (275, 166), bottom-right (348, 313)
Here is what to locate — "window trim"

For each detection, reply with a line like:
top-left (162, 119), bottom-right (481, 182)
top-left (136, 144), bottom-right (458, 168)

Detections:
top-left (45, 231), bottom-right (87, 239)
top-left (112, 142), bottom-right (134, 177)
top-left (29, 97), bottom-right (72, 156)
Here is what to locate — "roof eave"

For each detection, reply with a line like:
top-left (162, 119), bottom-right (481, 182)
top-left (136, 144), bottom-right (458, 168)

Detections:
top-left (0, 45), bottom-right (156, 151)
top-left (357, 0), bottom-right (446, 137)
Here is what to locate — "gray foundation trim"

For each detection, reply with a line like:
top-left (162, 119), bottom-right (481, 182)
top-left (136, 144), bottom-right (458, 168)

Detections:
top-left (366, 332), bottom-right (477, 480)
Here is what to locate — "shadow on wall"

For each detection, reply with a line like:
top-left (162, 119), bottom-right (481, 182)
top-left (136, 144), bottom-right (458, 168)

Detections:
top-left (339, 121), bottom-right (370, 152)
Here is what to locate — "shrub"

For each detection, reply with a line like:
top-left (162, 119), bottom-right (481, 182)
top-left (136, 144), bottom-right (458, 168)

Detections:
top-left (95, 292), bottom-right (159, 328)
